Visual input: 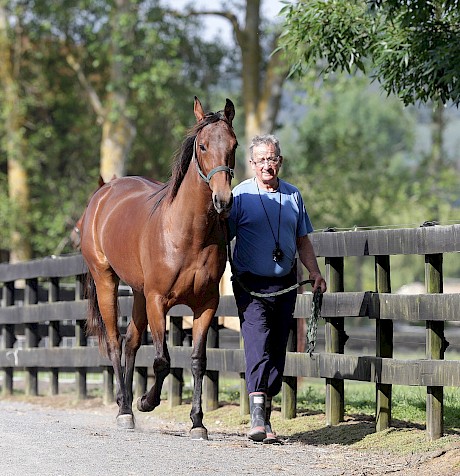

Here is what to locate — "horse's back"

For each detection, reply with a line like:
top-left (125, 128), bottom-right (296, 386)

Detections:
top-left (81, 176), bottom-right (165, 289)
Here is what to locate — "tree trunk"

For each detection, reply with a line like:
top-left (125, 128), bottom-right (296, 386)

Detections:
top-left (99, 0), bottom-right (136, 181)
top-left (66, 0), bottom-right (137, 182)
top-left (100, 100), bottom-right (136, 181)
top-left (237, 0), bottom-right (288, 177)
top-left (187, 0), bottom-right (289, 178)
top-left (0, 3), bottom-right (32, 263)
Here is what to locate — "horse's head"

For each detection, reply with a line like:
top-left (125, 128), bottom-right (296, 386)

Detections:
top-left (193, 97), bottom-right (237, 217)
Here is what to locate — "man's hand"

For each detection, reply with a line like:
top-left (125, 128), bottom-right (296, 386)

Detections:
top-left (310, 272), bottom-right (327, 294)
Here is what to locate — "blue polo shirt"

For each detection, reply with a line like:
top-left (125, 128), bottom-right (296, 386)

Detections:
top-left (228, 177), bottom-right (313, 277)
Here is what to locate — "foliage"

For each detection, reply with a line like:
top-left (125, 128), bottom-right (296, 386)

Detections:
top-left (0, 0), bottom-right (230, 258)
top-left (279, 75), bottom-right (421, 230)
top-left (280, 0), bottom-right (460, 106)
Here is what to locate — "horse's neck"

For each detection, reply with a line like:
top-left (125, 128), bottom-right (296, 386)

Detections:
top-left (170, 170), bottom-right (215, 231)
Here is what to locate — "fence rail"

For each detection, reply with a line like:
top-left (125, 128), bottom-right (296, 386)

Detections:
top-left (1, 224), bottom-right (460, 441)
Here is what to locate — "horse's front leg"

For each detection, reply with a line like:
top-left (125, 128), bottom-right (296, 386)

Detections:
top-left (136, 295), bottom-right (170, 413)
top-left (124, 291), bottom-right (148, 408)
top-left (189, 304), bottom-right (217, 440)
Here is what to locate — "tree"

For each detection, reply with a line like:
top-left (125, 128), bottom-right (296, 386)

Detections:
top-left (279, 76), bottom-right (418, 230)
top-left (32, 0), bottom-right (228, 182)
top-left (280, 0), bottom-right (460, 106)
top-left (0, 0), bottom-right (230, 259)
top-left (178, 0), bottom-right (289, 177)
top-left (0, 1), bottom-right (32, 262)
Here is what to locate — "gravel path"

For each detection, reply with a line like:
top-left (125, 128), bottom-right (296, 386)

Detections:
top-left (0, 399), bottom-right (455, 476)
top-left (0, 400), bottom-right (369, 476)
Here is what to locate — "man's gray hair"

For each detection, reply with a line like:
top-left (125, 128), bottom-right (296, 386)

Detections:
top-left (249, 134), bottom-right (281, 160)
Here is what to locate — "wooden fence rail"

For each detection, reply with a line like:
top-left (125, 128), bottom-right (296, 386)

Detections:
top-left (1, 224), bottom-right (460, 441)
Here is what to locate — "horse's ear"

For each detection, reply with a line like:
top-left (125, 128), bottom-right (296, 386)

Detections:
top-left (224, 98), bottom-right (235, 126)
top-left (194, 96), bottom-right (205, 122)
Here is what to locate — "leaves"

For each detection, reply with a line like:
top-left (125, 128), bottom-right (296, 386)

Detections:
top-left (280, 0), bottom-right (460, 106)
top-left (0, 0), bottom-right (231, 257)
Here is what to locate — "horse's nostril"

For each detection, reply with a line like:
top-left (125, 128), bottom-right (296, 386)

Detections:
top-left (213, 192), bottom-right (233, 214)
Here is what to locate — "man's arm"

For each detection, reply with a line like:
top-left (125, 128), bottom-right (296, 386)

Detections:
top-left (297, 234), bottom-right (327, 293)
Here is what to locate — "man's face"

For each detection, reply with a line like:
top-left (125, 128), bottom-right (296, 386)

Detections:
top-left (250, 143), bottom-right (282, 189)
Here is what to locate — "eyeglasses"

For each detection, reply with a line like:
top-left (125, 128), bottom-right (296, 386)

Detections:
top-left (251, 156), bottom-right (281, 167)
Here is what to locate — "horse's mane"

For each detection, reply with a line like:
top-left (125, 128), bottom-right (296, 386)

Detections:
top-left (149, 111), bottom-right (230, 214)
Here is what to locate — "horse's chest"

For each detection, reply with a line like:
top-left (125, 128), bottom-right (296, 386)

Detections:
top-left (178, 246), bottom-right (225, 294)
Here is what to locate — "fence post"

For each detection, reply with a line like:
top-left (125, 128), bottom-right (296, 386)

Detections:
top-left (239, 334), bottom-right (249, 416)
top-left (168, 315), bottom-right (183, 408)
top-left (25, 278), bottom-right (39, 396)
top-left (75, 274), bottom-right (87, 400)
top-left (134, 330), bottom-right (148, 402)
top-left (325, 256), bottom-right (345, 425)
top-left (203, 315), bottom-right (219, 412)
top-left (375, 255), bottom-right (393, 432)
top-left (425, 252), bottom-right (445, 440)
top-left (281, 316), bottom-right (297, 419)
top-left (1, 281), bottom-right (16, 395)
top-left (49, 277), bottom-right (61, 395)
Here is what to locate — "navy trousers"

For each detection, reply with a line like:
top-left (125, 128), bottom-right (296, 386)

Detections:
top-left (232, 268), bottom-right (297, 398)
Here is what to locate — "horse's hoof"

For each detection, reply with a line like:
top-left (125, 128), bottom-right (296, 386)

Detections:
top-left (190, 427), bottom-right (208, 440)
top-left (136, 397), bottom-right (147, 412)
top-left (117, 414), bottom-right (135, 430)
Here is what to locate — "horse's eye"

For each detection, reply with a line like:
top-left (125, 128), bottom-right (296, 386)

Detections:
top-left (199, 144), bottom-right (206, 152)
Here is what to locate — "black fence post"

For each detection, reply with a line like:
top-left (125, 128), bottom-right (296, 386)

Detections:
top-left (324, 256), bottom-right (345, 425)
top-left (203, 315), bottom-right (219, 412)
top-left (425, 252), bottom-right (445, 441)
top-left (75, 274), bottom-right (87, 400)
top-left (134, 330), bottom-right (148, 402)
top-left (49, 277), bottom-right (61, 395)
top-left (1, 281), bottom-right (16, 395)
top-left (375, 255), bottom-right (393, 432)
top-left (168, 315), bottom-right (183, 408)
top-left (25, 278), bottom-right (39, 396)
top-left (282, 316), bottom-right (297, 419)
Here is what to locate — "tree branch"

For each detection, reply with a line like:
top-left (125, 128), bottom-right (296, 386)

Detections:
top-left (65, 52), bottom-right (106, 121)
top-left (259, 35), bottom-right (289, 131)
top-left (167, 9), bottom-right (242, 42)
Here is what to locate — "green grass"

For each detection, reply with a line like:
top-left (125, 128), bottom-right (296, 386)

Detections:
top-left (152, 377), bottom-right (460, 458)
top-left (170, 374), bottom-right (460, 431)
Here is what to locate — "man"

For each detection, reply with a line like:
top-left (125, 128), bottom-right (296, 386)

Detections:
top-left (228, 134), bottom-right (327, 443)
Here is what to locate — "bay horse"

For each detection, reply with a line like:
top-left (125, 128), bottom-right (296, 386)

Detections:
top-left (80, 97), bottom-right (237, 439)
top-left (70, 176), bottom-right (106, 250)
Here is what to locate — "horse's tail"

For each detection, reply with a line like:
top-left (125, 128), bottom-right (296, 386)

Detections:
top-left (85, 273), bottom-right (108, 357)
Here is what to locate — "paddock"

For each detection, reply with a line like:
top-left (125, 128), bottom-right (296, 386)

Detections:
top-left (1, 224), bottom-right (460, 442)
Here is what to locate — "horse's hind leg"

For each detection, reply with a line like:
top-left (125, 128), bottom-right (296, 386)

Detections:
top-left (124, 291), bottom-right (147, 408)
top-left (94, 270), bottom-right (134, 429)
top-left (136, 295), bottom-right (170, 413)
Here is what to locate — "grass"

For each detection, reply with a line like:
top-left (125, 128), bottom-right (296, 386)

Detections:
top-left (177, 376), bottom-right (460, 430)
top-left (152, 376), bottom-right (460, 458)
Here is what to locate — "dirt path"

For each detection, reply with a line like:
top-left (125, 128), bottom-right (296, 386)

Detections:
top-left (0, 397), bottom-right (459, 475)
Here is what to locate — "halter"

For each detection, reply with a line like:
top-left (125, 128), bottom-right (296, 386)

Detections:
top-left (192, 136), bottom-right (234, 185)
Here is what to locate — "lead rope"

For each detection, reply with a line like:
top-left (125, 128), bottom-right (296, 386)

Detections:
top-left (224, 220), bottom-right (323, 355)
top-left (305, 288), bottom-right (323, 356)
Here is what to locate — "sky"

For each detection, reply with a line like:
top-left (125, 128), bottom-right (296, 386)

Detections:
top-left (165, 0), bottom-right (288, 42)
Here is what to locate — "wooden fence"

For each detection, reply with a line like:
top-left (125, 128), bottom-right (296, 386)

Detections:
top-left (1, 224), bottom-right (460, 441)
